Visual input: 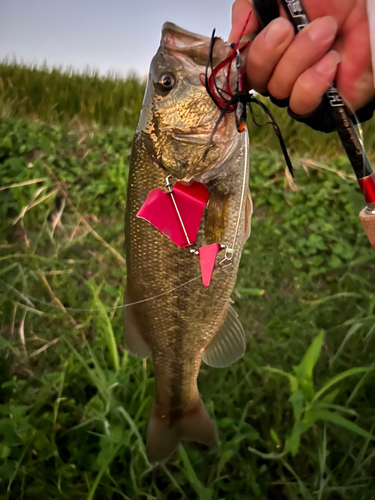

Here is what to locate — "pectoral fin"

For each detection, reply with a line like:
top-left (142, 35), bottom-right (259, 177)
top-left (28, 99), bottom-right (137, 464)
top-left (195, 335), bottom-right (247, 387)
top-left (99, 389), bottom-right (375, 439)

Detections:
top-left (244, 188), bottom-right (253, 244)
top-left (123, 294), bottom-right (151, 359)
top-left (203, 304), bottom-right (246, 368)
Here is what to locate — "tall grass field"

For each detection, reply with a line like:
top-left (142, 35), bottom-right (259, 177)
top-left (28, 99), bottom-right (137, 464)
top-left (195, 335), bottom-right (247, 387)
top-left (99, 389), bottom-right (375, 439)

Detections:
top-left (0, 62), bottom-right (375, 500)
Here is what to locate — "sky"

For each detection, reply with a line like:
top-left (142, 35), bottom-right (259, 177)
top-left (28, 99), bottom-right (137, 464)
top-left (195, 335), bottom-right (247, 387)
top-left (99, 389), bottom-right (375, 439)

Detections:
top-left (0, 0), bottom-right (235, 78)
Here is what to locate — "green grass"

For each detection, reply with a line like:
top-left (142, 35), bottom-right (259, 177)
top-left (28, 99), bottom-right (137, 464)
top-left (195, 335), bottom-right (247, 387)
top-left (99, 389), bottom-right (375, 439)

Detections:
top-left (0, 64), bottom-right (375, 499)
top-left (1, 116), bottom-right (375, 499)
top-left (0, 62), bottom-right (145, 129)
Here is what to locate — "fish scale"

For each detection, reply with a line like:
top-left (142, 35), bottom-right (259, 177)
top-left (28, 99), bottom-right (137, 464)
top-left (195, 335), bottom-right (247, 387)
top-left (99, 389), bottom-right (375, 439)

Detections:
top-left (124, 22), bottom-right (251, 464)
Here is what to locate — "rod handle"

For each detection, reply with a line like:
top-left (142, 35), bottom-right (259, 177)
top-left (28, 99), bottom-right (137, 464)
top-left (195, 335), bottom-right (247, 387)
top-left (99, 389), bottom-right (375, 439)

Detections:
top-left (359, 208), bottom-right (375, 250)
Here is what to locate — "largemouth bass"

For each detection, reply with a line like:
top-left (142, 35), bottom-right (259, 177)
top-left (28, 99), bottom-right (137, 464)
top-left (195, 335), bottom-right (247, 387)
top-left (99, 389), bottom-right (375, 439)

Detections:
top-left (124, 22), bottom-right (252, 464)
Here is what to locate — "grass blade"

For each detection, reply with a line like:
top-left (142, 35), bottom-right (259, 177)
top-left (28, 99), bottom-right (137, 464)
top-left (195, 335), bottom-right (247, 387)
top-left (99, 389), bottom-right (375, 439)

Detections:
top-left (178, 446), bottom-right (212, 500)
top-left (91, 283), bottom-right (120, 373)
top-left (305, 409), bottom-right (374, 440)
top-left (313, 366), bottom-right (375, 403)
top-left (332, 323), bottom-right (363, 366)
top-left (293, 331), bottom-right (324, 382)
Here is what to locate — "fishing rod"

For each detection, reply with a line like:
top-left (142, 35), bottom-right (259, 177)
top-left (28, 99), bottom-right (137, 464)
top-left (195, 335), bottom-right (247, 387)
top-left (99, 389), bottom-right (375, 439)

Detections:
top-left (253, 0), bottom-right (375, 250)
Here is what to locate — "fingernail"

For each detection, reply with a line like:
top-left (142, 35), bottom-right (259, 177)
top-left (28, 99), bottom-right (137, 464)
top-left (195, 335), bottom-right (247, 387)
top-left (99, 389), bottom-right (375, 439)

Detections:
top-left (264, 17), bottom-right (292, 48)
top-left (315, 50), bottom-right (341, 77)
top-left (308, 16), bottom-right (337, 43)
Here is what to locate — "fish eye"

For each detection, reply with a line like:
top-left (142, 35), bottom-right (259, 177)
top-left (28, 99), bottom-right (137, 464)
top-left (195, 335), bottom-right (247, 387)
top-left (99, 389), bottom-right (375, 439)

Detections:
top-left (156, 72), bottom-right (176, 94)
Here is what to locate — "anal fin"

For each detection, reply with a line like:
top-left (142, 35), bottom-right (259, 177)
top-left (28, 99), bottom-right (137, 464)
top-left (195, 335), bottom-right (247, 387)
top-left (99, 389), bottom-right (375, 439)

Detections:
top-left (203, 304), bottom-right (246, 368)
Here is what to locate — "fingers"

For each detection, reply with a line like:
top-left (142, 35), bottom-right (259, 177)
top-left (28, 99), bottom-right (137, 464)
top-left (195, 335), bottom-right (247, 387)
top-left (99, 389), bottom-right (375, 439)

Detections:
top-left (229, 0), bottom-right (374, 117)
top-left (229, 0), bottom-right (259, 42)
top-left (245, 14), bottom-right (338, 114)
top-left (245, 17), bottom-right (295, 93)
top-left (267, 16), bottom-right (338, 100)
top-left (289, 50), bottom-right (341, 115)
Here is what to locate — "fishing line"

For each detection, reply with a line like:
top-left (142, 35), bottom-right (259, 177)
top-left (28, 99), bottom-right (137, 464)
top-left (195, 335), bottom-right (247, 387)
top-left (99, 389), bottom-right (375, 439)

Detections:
top-left (0, 275), bottom-right (202, 314)
top-left (1, 251), bottom-right (239, 316)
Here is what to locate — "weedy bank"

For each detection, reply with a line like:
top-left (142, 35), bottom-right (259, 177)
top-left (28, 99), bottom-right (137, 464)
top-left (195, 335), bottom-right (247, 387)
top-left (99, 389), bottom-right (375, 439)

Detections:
top-left (0, 65), bottom-right (375, 499)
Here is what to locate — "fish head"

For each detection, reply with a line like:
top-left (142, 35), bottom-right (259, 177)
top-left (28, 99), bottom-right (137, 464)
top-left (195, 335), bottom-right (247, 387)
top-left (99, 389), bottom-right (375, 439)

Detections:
top-left (138, 22), bottom-right (245, 182)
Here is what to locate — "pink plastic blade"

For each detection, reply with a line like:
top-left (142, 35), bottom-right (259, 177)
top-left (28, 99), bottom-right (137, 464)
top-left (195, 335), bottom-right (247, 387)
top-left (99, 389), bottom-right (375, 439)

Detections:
top-left (136, 181), bottom-right (209, 247)
top-left (199, 243), bottom-right (220, 287)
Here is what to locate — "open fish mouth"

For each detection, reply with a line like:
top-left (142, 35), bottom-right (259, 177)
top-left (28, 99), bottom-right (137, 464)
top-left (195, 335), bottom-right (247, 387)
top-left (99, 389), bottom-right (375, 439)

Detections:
top-left (172, 133), bottom-right (210, 145)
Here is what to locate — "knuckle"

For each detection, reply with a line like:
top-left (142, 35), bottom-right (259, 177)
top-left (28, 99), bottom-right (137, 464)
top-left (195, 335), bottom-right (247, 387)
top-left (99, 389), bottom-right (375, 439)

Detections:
top-left (267, 77), bottom-right (290, 101)
top-left (290, 75), bottom-right (323, 114)
top-left (294, 73), bottom-right (317, 96)
top-left (297, 71), bottom-right (327, 99)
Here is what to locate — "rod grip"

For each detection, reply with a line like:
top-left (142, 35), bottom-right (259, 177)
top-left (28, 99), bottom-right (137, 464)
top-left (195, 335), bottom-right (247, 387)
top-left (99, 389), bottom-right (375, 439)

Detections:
top-left (359, 208), bottom-right (375, 250)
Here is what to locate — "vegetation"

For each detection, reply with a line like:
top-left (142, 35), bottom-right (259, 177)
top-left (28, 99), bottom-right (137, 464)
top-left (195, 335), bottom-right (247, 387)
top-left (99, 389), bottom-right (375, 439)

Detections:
top-left (0, 64), bottom-right (374, 499)
top-left (0, 62), bottom-right (144, 129)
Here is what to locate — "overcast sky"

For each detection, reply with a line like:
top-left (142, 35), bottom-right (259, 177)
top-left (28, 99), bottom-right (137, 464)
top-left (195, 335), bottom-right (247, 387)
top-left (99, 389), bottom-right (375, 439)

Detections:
top-left (0, 0), bottom-right (234, 78)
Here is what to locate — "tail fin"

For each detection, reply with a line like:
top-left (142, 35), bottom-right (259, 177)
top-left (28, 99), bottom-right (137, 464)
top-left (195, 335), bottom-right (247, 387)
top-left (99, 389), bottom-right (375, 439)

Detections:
top-left (146, 399), bottom-right (217, 465)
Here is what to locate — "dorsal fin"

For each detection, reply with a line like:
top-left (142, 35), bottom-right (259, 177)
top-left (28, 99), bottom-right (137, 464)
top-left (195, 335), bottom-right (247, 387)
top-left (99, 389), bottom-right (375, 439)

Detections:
top-left (203, 304), bottom-right (246, 368)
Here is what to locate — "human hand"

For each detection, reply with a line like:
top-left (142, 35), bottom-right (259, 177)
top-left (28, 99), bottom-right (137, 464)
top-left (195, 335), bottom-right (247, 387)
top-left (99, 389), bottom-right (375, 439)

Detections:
top-left (229, 0), bottom-right (374, 116)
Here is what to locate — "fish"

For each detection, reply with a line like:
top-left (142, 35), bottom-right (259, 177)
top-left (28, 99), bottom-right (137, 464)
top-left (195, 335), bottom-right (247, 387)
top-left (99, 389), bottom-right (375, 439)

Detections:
top-left (124, 22), bottom-right (252, 464)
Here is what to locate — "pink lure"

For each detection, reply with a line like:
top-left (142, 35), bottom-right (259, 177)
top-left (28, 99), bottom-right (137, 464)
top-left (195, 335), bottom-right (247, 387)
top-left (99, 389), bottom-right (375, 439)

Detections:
top-left (136, 181), bottom-right (209, 247)
top-left (198, 243), bottom-right (220, 287)
top-left (137, 181), bottom-right (220, 286)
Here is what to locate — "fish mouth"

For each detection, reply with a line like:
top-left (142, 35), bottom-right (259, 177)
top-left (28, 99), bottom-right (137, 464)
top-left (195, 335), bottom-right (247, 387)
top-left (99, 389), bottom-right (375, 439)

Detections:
top-left (172, 133), bottom-right (210, 145)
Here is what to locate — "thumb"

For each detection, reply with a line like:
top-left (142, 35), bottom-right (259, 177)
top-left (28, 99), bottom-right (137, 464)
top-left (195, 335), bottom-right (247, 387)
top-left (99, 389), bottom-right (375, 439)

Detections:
top-left (229, 0), bottom-right (259, 42)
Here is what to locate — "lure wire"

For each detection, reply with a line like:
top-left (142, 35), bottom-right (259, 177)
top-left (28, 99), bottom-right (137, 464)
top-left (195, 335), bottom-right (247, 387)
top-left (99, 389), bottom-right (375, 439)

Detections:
top-left (219, 127), bottom-right (250, 265)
